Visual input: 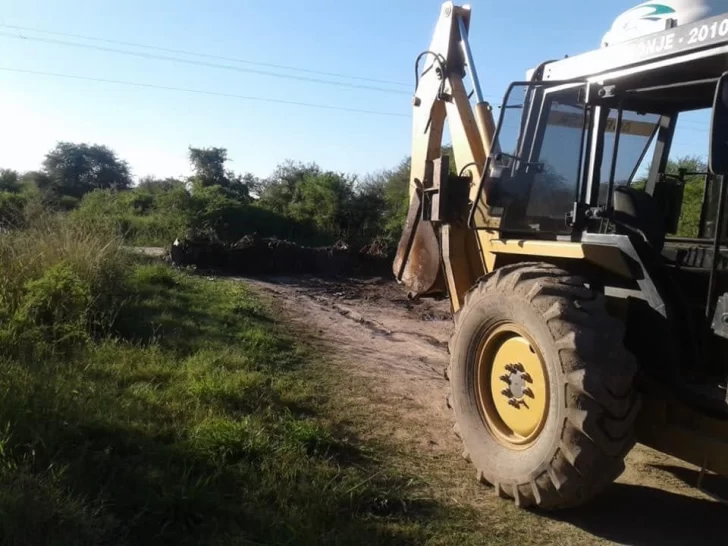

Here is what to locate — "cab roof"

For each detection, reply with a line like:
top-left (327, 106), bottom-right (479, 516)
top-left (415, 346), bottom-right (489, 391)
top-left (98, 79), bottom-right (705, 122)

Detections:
top-left (531, 9), bottom-right (728, 104)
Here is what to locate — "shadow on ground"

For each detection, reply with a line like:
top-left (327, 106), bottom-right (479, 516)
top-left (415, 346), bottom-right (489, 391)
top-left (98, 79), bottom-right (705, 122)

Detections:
top-left (555, 475), bottom-right (726, 546)
top-left (656, 464), bottom-right (728, 502)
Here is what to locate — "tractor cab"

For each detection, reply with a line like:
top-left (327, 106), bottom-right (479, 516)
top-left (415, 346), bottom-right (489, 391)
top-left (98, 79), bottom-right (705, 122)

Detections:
top-left (476, 2), bottom-right (728, 402)
top-left (482, 53), bottom-right (728, 250)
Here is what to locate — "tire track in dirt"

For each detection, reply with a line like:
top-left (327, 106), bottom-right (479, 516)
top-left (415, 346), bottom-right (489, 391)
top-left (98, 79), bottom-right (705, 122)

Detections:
top-left (243, 274), bottom-right (728, 546)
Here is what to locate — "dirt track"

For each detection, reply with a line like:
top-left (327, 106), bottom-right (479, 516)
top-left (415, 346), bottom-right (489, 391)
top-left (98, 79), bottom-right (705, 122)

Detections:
top-left (244, 274), bottom-right (727, 545)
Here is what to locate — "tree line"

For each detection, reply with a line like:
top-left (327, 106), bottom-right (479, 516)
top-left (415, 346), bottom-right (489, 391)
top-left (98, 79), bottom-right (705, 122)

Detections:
top-left (0, 141), bottom-right (708, 247)
top-left (0, 142), bottom-right (414, 249)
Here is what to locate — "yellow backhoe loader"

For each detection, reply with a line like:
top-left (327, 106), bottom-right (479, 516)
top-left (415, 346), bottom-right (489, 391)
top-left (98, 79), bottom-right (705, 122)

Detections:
top-left (394, 0), bottom-right (728, 509)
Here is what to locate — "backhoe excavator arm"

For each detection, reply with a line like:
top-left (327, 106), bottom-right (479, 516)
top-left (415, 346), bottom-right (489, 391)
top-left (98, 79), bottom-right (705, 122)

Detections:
top-left (392, 2), bottom-right (498, 311)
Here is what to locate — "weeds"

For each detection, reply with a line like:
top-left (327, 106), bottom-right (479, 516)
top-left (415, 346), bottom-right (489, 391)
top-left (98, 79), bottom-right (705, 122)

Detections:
top-left (0, 213), bottom-right (130, 358)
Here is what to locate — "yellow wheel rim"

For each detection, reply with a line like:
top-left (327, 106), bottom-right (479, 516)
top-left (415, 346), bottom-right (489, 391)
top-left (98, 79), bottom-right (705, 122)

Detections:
top-left (476, 324), bottom-right (549, 449)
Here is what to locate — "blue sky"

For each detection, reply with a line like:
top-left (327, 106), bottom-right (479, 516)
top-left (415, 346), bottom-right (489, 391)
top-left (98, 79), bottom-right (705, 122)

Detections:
top-left (0, 0), bottom-right (712, 182)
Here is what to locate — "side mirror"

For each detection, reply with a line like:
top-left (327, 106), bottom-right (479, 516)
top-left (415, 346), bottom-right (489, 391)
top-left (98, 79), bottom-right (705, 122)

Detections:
top-left (709, 72), bottom-right (728, 174)
top-left (482, 163), bottom-right (512, 208)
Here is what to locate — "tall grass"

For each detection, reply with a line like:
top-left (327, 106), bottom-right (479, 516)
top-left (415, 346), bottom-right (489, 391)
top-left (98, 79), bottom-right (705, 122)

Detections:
top-left (71, 186), bottom-right (353, 249)
top-left (0, 214), bottom-right (492, 545)
top-left (0, 213), bottom-right (131, 358)
top-left (70, 188), bottom-right (191, 246)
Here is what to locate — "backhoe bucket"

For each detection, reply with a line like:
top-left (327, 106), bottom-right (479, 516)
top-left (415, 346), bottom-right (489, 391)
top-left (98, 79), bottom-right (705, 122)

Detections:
top-left (392, 191), bottom-right (445, 297)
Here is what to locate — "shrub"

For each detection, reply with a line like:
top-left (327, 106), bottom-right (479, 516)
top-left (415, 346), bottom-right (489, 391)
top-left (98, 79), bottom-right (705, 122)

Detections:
top-left (0, 191), bottom-right (27, 229)
top-left (73, 187), bottom-right (192, 246)
top-left (12, 262), bottom-right (92, 352)
top-left (0, 214), bottom-right (130, 357)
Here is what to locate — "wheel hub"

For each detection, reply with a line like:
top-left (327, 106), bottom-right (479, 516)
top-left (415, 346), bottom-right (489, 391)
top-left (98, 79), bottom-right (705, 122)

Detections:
top-left (477, 325), bottom-right (549, 448)
top-left (499, 363), bottom-right (534, 406)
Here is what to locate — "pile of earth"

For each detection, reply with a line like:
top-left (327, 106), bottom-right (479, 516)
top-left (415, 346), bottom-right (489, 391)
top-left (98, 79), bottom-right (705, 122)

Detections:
top-left (170, 235), bottom-right (394, 277)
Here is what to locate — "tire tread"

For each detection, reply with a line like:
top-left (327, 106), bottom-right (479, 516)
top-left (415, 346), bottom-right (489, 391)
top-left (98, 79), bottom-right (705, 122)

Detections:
top-left (446, 262), bottom-right (639, 510)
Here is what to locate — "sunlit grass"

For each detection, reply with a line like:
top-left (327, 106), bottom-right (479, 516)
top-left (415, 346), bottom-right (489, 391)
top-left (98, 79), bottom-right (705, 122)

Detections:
top-left (0, 216), bottom-right (480, 544)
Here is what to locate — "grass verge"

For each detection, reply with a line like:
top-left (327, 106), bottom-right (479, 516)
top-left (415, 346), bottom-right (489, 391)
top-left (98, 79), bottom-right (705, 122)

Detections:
top-left (0, 217), bottom-right (500, 545)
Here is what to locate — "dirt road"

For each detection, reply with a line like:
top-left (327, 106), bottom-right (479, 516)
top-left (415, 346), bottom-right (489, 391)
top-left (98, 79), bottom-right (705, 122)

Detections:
top-left (244, 274), bottom-right (725, 545)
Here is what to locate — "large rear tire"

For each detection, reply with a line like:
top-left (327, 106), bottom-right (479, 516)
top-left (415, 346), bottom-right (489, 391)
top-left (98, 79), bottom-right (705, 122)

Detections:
top-left (447, 262), bottom-right (640, 509)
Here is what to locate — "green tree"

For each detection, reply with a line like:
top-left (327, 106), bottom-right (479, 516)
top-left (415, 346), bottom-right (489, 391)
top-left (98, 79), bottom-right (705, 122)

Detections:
top-left (256, 160), bottom-right (322, 215)
top-left (136, 176), bottom-right (186, 193)
top-left (187, 146), bottom-right (253, 203)
top-left (0, 192), bottom-right (26, 228)
top-left (287, 171), bottom-right (355, 235)
top-left (346, 178), bottom-right (387, 241)
top-left (223, 172), bottom-right (254, 203)
top-left (0, 170), bottom-right (27, 227)
top-left (21, 170), bottom-right (52, 191)
top-left (668, 154), bottom-right (708, 238)
top-left (188, 147), bottom-right (228, 188)
top-left (0, 169), bottom-right (20, 193)
top-left (380, 157), bottom-right (411, 239)
top-left (41, 142), bottom-right (132, 203)
top-left (633, 154), bottom-right (708, 237)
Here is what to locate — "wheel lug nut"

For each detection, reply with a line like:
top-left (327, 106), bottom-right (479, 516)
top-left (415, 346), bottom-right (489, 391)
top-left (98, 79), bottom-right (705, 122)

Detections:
top-left (500, 389), bottom-right (511, 397)
top-left (515, 363), bottom-right (525, 372)
top-left (523, 387), bottom-right (534, 398)
top-left (499, 374), bottom-right (511, 384)
top-left (522, 373), bottom-right (532, 383)
top-left (508, 399), bottom-right (520, 408)
top-left (505, 363), bottom-right (516, 373)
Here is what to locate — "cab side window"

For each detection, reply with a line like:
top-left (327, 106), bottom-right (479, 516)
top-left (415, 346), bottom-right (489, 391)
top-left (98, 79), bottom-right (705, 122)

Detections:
top-left (666, 110), bottom-right (711, 239)
top-left (598, 109), bottom-right (660, 207)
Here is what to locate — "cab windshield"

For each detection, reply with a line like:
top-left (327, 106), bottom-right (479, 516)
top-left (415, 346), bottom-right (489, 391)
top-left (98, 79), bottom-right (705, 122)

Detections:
top-left (486, 82), bottom-right (660, 235)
